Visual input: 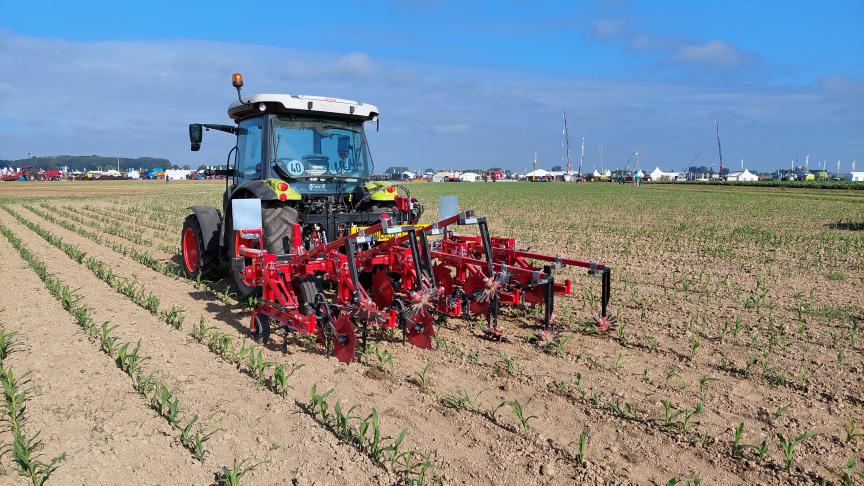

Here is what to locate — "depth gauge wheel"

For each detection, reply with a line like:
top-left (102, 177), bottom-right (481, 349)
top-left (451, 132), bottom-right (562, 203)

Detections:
top-left (251, 313), bottom-right (271, 344)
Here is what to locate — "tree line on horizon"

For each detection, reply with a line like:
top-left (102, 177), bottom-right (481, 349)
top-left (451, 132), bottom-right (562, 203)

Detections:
top-left (0, 155), bottom-right (176, 172)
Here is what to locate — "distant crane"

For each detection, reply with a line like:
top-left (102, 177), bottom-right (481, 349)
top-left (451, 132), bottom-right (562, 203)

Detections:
top-left (715, 113), bottom-right (724, 177)
top-left (532, 149), bottom-right (538, 182)
top-left (578, 137), bottom-right (585, 179)
top-left (562, 110), bottom-right (571, 176)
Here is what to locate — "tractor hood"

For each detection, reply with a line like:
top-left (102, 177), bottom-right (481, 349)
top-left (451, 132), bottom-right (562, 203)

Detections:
top-left (229, 94), bottom-right (379, 122)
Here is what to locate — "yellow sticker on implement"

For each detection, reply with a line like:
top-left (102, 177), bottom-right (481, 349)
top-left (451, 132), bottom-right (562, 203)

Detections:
top-left (350, 224), bottom-right (427, 241)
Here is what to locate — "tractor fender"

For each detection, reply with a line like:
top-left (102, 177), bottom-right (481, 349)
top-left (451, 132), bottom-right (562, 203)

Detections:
top-left (234, 179), bottom-right (278, 201)
top-left (187, 205), bottom-right (222, 256)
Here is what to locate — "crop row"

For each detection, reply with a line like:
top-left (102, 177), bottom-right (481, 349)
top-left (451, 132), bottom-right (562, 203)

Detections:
top-left (4, 205), bottom-right (436, 483)
top-left (0, 221), bottom-right (223, 459)
top-left (19, 204), bottom-right (242, 305)
top-left (0, 329), bottom-right (66, 485)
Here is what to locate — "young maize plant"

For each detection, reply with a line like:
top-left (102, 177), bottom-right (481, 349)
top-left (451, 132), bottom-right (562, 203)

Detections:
top-left (680, 402), bottom-right (704, 433)
top-left (408, 362), bottom-right (434, 393)
top-left (576, 427), bottom-right (589, 467)
top-left (497, 351), bottom-right (516, 377)
top-left (270, 363), bottom-right (304, 397)
top-left (503, 399), bottom-right (537, 432)
top-left (215, 458), bottom-right (266, 486)
top-left (731, 422), bottom-right (745, 458)
top-left (0, 337), bottom-right (66, 486)
top-left (441, 389), bottom-right (483, 413)
top-left (152, 384), bottom-right (182, 426)
top-left (246, 349), bottom-right (273, 386)
top-left (179, 415), bottom-right (220, 461)
top-left (116, 340), bottom-right (147, 376)
top-left (777, 430), bottom-right (816, 472)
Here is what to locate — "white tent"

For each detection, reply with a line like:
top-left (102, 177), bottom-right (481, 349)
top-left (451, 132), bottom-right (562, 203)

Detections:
top-left (459, 172), bottom-right (479, 182)
top-left (726, 169), bottom-right (758, 182)
top-left (649, 166), bottom-right (679, 181)
top-left (592, 170), bottom-right (601, 177)
top-left (848, 172), bottom-right (864, 182)
top-left (165, 169), bottom-right (192, 180)
top-left (524, 169), bottom-right (551, 178)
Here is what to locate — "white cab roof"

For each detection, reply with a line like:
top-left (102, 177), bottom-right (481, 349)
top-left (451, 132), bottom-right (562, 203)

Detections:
top-left (228, 94), bottom-right (379, 121)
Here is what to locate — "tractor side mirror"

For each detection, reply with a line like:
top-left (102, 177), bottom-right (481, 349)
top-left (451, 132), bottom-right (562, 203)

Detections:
top-left (189, 124), bottom-right (203, 151)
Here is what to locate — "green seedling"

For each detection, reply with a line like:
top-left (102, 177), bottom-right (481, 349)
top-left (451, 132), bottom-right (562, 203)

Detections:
top-left (504, 399), bottom-right (537, 432)
top-left (160, 305), bottom-right (185, 329)
top-left (246, 349), bottom-right (272, 385)
top-left (497, 351), bottom-right (516, 376)
top-left (271, 363), bottom-right (304, 396)
top-left (576, 427), bottom-right (589, 466)
top-left (660, 400), bottom-right (681, 429)
top-left (332, 401), bottom-right (361, 441)
top-left (97, 322), bottom-right (118, 356)
top-left (410, 362), bottom-right (433, 392)
top-left (308, 384), bottom-right (334, 421)
top-left (441, 389), bottom-right (483, 412)
top-left (680, 402), bottom-right (704, 433)
top-left (153, 384), bottom-right (181, 425)
top-left (844, 419), bottom-right (863, 444)
top-left (610, 400), bottom-right (638, 420)
top-left (731, 422), bottom-right (744, 458)
top-left (697, 375), bottom-right (717, 399)
top-left (215, 458), bottom-right (265, 486)
top-left (116, 339), bottom-right (147, 376)
top-left (776, 431), bottom-right (815, 471)
top-left (773, 404), bottom-right (790, 420)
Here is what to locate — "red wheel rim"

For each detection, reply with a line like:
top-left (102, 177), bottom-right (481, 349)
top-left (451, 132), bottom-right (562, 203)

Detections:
top-left (370, 269), bottom-right (394, 309)
top-left (182, 227), bottom-right (199, 273)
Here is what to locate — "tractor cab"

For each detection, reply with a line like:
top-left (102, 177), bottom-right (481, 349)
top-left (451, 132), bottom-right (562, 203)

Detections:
top-left (184, 73), bottom-right (422, 297)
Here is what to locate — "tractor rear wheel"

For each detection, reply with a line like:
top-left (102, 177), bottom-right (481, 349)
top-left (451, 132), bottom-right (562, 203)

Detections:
top-left (181, 215), bottom-right (219, 279)
top-left (262, 203), bottom-right (299, 255)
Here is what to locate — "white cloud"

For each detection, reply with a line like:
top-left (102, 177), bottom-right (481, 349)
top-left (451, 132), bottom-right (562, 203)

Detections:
top-left (431, 123), bottom-right (471, 134)
top-left (591, 19), bottom-right (625, 39)
top-left (0, 30), bottom-right (860, 170)
top-left (669, 40), bottom-right (758, 69)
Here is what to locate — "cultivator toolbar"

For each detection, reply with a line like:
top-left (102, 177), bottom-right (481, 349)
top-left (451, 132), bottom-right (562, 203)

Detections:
top-left (238, 203), bottom-right (614, 363)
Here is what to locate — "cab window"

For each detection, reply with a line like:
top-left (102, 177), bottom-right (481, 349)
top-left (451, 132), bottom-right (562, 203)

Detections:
top-left (235, 117), bottom-right (263, 184)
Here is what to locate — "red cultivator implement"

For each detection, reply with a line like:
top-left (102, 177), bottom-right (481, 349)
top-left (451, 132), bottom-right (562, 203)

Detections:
top-left (236, 200), bottom-right (614, 363)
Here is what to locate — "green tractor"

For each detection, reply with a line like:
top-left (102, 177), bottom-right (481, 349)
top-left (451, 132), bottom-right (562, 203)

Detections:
top-left (181, 73), bottom-right (423, 297)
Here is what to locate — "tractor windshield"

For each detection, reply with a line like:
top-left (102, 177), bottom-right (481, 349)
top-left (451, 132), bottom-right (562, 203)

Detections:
top-left (271, 116), bottom-right (373, 181)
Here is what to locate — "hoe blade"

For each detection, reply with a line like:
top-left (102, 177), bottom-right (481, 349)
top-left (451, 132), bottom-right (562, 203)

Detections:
top-left (405, 309), bottom-right (435, 349)
top-left (594, 315), bottom-right (616, 333)
top-left (331, 314), bottom-right (357, 363)
top-left (370, 269), bottom-right (395, 309)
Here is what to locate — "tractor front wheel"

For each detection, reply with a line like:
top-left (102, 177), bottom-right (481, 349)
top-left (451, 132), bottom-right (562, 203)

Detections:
top-left (181, 215), bottom-right (218, 279)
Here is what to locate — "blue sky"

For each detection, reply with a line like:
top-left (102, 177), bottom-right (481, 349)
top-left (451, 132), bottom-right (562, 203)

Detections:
top-left (1, 0), bottom-right (862, 172)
